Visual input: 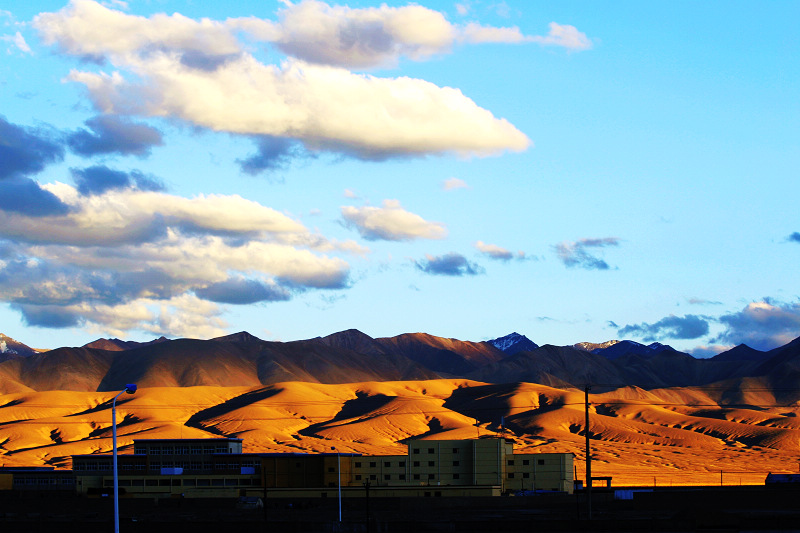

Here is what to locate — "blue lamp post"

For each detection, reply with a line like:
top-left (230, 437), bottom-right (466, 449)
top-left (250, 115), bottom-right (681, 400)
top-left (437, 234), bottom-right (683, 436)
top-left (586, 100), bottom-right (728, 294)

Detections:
top-left (112, 384), bottom-right (137, 533)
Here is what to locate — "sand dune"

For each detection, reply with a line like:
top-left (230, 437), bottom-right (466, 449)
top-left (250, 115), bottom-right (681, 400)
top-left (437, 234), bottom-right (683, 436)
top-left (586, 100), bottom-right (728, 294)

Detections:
top-left (2, 379), bottom-right (799, 486)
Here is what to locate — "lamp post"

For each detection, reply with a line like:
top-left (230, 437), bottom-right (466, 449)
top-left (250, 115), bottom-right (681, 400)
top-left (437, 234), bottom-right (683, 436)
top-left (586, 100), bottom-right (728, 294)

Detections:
top-left (332, 446), bottom-right (341, 522)
top-left (112, 384), bottom-right (137, 533)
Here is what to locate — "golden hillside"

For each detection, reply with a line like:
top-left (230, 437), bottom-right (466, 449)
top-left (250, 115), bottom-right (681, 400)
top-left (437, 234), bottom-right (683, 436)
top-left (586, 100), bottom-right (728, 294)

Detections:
top-left (2, 380), bottom-right (798, 487)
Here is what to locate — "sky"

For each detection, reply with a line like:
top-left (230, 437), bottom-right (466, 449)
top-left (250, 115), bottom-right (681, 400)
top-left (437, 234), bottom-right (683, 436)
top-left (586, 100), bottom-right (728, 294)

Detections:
top-left (0, 0), bottom-right (798, 355)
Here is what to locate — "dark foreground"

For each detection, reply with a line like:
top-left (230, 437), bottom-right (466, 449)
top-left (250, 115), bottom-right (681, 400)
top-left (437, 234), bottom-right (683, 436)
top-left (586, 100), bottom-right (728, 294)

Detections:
top-left (2, 486), bottom-right (800, 532)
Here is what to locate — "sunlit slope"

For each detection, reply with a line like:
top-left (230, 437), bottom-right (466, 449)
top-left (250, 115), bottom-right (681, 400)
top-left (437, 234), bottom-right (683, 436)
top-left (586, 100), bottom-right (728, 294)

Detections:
top-left (2, 380), bottom-right (800, 486)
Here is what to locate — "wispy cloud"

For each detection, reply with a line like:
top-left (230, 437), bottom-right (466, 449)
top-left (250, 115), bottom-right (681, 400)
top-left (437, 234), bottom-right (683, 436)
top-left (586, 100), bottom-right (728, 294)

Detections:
top-left (554, 237), bottom-right (619, 270)
top-left (442, 177), bottom-right (469, 191)
top-left (474, 240), bottom-right (525, 261)
top-left (341, 200), bottom-right (447, 241)
top-left (415, 252), bottom-right (484, 276)
top-left (687, 297), bottom-right (723, 306)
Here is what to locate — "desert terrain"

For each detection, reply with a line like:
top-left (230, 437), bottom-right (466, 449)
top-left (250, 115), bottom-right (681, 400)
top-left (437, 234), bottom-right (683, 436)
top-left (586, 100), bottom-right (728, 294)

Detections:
top-left (2, 379), bottom-right (799, 486)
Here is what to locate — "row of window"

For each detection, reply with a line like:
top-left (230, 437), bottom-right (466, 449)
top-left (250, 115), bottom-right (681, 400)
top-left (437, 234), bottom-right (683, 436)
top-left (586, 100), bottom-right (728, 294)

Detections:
top-left (133, 445), bottom-right (232, 455)
top-left (508, 459), bottom-right (546, 466)
top-left (353, 473), bottom-right (460, 481)
top-left (103, 478), bottom-right (255, 488)
top-left (411, 448), bottom-right (461, 454)
top-left (13, 477), bottom-right (76, 486)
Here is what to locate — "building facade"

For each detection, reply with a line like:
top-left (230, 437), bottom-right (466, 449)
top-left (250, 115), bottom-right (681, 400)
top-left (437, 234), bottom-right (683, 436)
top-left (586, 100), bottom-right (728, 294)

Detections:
top-left (2, 436), bottom-right (573, 499)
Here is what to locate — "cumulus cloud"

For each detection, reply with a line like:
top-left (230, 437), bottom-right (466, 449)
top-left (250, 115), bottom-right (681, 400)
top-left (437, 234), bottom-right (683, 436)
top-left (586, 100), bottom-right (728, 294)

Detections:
top-left (341, 200), bottom-right (447, 241)
top-left (415, 252), bottom-right (484, 276)
top-left (71, 165), bottom-right (164, 195)
top-left (35, 0), bottom-right (533, 160)
top-left (67, 115), bottom-right (163, 157)
top-left (442, 177), bottom-right (469, 190)
top-left (529, 22), bottom-right (593, 50)
top-left (0, 183), bottom-right (354, 338)
top-left (713, 300), bottom-right (800, 351)
top-left (0, 116), bottom-right (65, 180)
top-left (617, 314), bottom-right (710, 342)
top-left (554, 237), bottom-right (619, 270)
top-left (0, 177), bottom-right (71, 217)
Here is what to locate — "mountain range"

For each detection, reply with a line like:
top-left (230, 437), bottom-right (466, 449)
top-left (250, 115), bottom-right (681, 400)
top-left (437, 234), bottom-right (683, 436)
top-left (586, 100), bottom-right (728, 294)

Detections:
top-left (2, 330), bottom-right (799, 401)
top-left (2, 329), bottom-right (800, 485)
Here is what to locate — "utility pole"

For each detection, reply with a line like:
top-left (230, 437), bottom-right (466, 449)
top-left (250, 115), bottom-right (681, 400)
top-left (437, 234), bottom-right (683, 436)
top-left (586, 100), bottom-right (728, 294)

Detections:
top-left (585, 383), bottom-right (592, 521)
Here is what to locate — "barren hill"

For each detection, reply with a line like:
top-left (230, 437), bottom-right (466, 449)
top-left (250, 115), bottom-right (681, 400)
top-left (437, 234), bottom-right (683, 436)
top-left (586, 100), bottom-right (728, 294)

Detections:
top-left (3, 330), bottom-right (800, 486)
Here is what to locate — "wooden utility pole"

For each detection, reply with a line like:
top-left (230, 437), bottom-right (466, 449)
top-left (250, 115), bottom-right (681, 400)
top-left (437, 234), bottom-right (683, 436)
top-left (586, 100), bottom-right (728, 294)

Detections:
top-left (585, 383), bottom-right (592, 520)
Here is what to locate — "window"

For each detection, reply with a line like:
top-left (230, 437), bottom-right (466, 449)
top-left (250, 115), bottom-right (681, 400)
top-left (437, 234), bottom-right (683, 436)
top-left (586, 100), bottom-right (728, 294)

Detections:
top-left (537, 459), bottom-right (545, 466)
top-left (225, 479), bottom-right (237, 486)
top-left (162, 446), bottom-right (174, 455)
top-left (413, 474), bottom-right (420, 480)
top-left (522, 459), bottom-right (530, 466)
top-left (197, 479), bottom-right (211, 486)
top-left (184, 479), bottom-right (197, 486)
top-left (384, 474), bottom-right (391, 481)
top-left (412, 448), bottom-right (420, 454)
top-left (413, 461), bottom-right (420, 467)
top-left (507, 473), bottom-right (515, 479)
top-left (159, 479), bottom-right (170, 486)
top-left (399, 461), bottom-right (405, 467)
top-left (452, 448), bottom-right (459, 454)
top-left (355, 462), bottom-right (362, 468)
top-left (427, 448), bottom-right (435, 454)
top-left (452, 461), bottom-right (460, 467)
top-left (523, 473), bottom-right (530, 479)
top-left (399, 474), bottom-right (406, 480)
top-left (132, 479), bottom-right (144, 486)
top-left (150, 446), bottom-right (161, 455)
top-left (212, 479), bottom-right (224, 486)
top-left (369, 462), bottom-right (376, 468)
top-left (328, 467), bottom-right (335, 473)
top-left (216, 445), bottom-right (229, 453)
top-left (203, 446), bottom-right (215, 453)
top-left (428, 461), bottom-right (435, 467)
top-left (175, 446), bottom-right (189, 454)
top-left (384, 461), bottom-right (391, 467)
top-left (507, 460), bottom-right (514, 466)
top-left (191, 446), bottom-right (202, 454)
top-left (146, 479), bottom-right (158, 486)
top-left (453, 473), bottom-right (460, 480)
top-left (369, 475), bottom-right (376, 480)
top-left (428, 474), bottom-right (435, 480)
top-left (355, 475), bottom-right (362, 481)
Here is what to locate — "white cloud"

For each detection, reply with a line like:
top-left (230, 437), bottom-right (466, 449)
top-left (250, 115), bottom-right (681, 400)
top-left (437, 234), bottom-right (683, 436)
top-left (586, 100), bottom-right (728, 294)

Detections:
top-left (36, 1), bottom-right (589, 159)
top-left (341, 199), bottom-right (447, 241)
top-left (1, 32), bottom-right (31, 54)
top-left (462, 21), bottom-right (592, 50)
top-left (0, 184), bottom-right (354, 338)
top-left (474, 240), bottom-right (513, 261)
top-left (236, 0), bottom-right (456, 68)
top-left (530, 22), bottom-right (592, 51)
top-left (64, 55), bottom-right (530, 159)
top-left (442, 177), bottom-right (469, 190)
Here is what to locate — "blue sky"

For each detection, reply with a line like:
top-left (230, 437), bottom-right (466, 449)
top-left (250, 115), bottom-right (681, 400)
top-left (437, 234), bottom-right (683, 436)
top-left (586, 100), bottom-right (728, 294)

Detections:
top-left (1, 0), bottom-right (798, 354)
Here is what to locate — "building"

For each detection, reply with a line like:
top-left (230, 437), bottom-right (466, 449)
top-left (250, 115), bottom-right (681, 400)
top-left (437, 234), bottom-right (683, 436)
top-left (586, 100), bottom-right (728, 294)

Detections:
top-left (3, 436), bottom-right (573, 499)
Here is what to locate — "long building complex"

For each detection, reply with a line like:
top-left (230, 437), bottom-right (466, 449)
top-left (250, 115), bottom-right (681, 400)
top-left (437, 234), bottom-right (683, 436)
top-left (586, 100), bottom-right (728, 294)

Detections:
top-left (1, 436), bottom-right (573, 499)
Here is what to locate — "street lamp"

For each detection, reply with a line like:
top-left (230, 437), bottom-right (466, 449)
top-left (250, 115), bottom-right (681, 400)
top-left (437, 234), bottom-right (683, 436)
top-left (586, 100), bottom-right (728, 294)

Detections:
top-left (112, 384), bottom-right (137, 533)
top-left (332, 446), bottom-right (341, 522)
